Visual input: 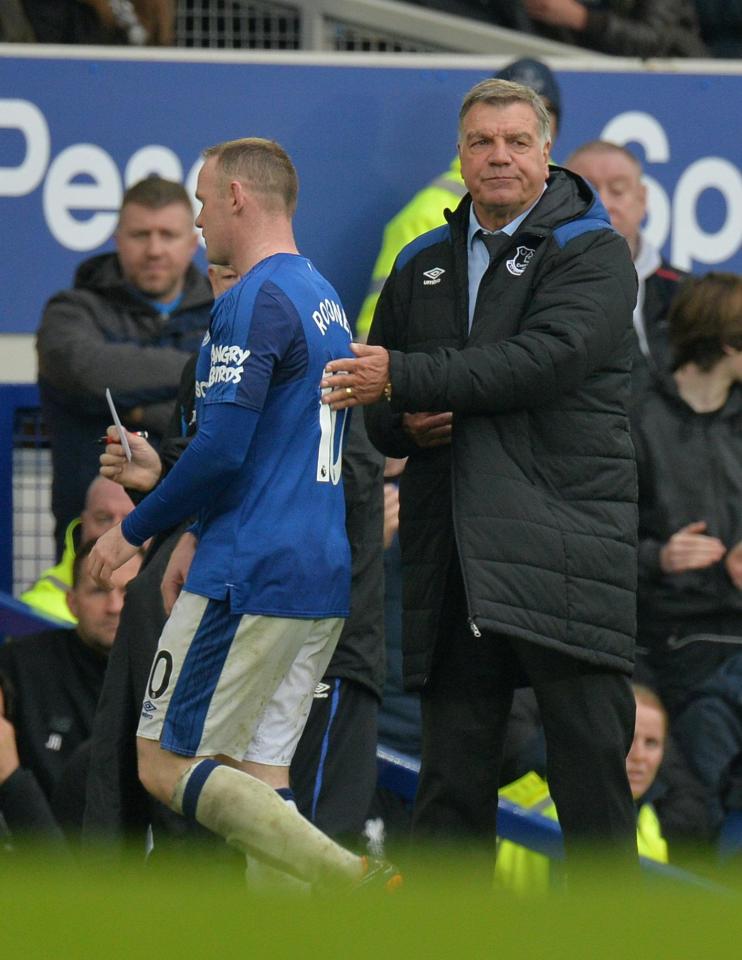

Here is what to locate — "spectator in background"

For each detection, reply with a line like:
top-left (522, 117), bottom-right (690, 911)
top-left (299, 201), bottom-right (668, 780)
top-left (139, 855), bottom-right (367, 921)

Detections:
top-left (407, 0), bottom-right (532, 32)
top-left (0, 671), bottom-right (67, 851)
top-left (0, 0), bottom-right (35, 40)
top-left (37, 175), bottom-right (211, 557)
top-left (0, 541), bottom-right (142, 806)
top-left (566, 140), bottom-right (688, 394)
top-left (694, 1), bottom-right (742, 57)
top-left (496, 684), bottom-right (672, 894)
top-left (17, 0), bottom-right (173, 44)
top-left (524, 0), bottom-right (707, 57)
top-left (130, 0), bottom-right (174, 44)
top-left (673, 647), bottom-right (742, 840)
top-left (356, 58), bottom-right (563, 340)
top-left (631, 272), bottom-right (742, 721)
top-left (20, 476), bottom-right (134, 626)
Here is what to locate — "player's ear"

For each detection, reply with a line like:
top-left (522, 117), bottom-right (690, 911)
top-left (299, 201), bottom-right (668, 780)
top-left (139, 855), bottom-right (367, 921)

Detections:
top-left (230, 179), bottom-right (246, 211)
top-left (66, 588), bottom-right (79, 620)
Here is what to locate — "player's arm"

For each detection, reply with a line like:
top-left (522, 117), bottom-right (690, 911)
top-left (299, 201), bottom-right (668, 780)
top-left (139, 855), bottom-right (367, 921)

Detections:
top-left (117, 286), bottom-right (300, 545)
top-left (89, 401), bottom-right (259, 588)
top-left (120, 400), bottom-right (259, 545)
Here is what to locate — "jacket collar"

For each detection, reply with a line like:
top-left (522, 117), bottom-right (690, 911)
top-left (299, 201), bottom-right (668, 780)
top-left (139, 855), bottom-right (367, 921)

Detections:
top-left (445, 166), bottom-right (605, 243)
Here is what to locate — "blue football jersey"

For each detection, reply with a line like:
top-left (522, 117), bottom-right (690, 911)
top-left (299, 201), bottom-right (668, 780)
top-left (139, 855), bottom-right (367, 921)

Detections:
top-left (185, 253), bottom-right (353, 618)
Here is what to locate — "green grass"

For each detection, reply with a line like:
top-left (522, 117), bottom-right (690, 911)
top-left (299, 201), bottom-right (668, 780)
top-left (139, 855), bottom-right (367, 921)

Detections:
top-left (2, 847), bottom-right (740, 959)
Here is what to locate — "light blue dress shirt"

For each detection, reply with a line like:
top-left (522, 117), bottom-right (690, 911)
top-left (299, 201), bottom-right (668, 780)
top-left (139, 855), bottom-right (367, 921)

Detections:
top-left (466, 189), bottom-right (545, 331)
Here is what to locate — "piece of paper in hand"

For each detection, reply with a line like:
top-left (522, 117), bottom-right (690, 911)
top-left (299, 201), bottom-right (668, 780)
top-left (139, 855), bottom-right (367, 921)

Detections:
top-left (105, 388), bottom-right (132, 461)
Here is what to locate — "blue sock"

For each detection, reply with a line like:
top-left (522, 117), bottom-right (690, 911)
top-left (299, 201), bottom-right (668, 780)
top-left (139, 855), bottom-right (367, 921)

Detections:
top-left (181, 759), bottom-right (222, 821)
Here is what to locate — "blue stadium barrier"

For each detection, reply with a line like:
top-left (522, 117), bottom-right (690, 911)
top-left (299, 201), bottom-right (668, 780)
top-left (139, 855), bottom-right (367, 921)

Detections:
top-left (376, 744), bottom-right (733, 893)
top-left (0, 589), bottom-right (73, 641)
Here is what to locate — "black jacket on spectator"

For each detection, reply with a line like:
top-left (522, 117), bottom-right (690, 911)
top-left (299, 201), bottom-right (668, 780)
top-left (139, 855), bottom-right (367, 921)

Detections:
top-left (409, 0), bottom-right (532, 31)
top-left (0, 629), bottom-right (106, 800)
top-left (695, 0), bottom-right (742, 57)
top-left (632, 379), bottom-right (742, 623)
top-left (366, 167), bottom-right (638, 690)
top-left (19, 0), bottom-right (129, 43)
top-left (37, 252), bottom-right (211, 554)
top-left (532, 0), bottom-right (707, 57)
top-left (673, 654), bottom-right (742, 835)
top-left (0, 767), bottom-right (67, 850)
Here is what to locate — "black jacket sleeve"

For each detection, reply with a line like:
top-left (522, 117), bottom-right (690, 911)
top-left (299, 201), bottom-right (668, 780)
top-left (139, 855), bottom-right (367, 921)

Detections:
top-left (0, 767), bottom-right (66, 845)
top-left (37, 291), bottom-right (193, 411)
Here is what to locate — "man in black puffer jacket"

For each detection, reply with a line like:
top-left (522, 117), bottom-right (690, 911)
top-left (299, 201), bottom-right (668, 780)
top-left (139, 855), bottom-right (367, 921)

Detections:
top-left (322, 78), bottom-right (640, 874)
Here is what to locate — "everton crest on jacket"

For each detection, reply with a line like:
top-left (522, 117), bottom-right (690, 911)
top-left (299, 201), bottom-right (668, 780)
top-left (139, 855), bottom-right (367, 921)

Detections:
top-left (365, 166), bottom-right (639, 689)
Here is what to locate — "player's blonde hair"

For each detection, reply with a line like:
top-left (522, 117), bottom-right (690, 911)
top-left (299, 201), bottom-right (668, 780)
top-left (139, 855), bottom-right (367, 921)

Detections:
top-left (203, 138), bottom-right (298, 215)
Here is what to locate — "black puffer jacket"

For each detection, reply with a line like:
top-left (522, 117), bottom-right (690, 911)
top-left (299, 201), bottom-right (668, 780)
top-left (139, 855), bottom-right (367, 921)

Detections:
top-left (366, 167), bottom-right (638, 689)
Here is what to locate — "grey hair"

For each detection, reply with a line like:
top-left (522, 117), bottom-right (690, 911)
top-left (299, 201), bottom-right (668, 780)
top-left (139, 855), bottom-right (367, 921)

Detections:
top-left (458, 78), bottom-right (551, 147)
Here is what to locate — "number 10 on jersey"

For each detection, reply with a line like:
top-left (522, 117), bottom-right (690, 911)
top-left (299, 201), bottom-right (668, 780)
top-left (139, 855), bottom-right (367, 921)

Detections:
top-left (317, 389), bottom-right (347, 484)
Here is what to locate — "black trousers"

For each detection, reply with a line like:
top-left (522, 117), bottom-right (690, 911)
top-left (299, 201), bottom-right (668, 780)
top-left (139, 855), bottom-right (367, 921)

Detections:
top-left (412, 567), bottom-right (638, 865)
top-left (291, 678), bottom-right (378, 845)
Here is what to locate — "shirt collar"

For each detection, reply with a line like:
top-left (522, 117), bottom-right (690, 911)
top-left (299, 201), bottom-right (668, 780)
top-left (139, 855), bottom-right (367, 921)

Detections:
top-left (467, 185), bottom-right (547, 251)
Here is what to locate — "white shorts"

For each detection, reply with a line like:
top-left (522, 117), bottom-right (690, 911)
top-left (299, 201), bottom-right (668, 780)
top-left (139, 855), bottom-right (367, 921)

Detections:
top-left (137, 591), bottom-right (344, 766)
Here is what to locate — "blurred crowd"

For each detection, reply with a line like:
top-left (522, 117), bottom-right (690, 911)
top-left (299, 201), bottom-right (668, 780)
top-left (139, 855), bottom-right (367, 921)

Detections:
top-left (2, 0), bottom-right (742, 57)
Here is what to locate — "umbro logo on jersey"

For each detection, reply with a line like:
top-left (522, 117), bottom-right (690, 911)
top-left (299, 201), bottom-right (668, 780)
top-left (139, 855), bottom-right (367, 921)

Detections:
top-left (423, 267), bottom-right (446, 285)
top-left (506, 246), bottom-right (536, 277)
top-left (313, 681), bottom-right (331, 699)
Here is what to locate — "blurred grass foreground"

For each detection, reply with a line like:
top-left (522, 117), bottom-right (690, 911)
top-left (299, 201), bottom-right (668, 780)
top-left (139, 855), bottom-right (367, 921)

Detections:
top-left (2, 843), bottom-right (741, 960)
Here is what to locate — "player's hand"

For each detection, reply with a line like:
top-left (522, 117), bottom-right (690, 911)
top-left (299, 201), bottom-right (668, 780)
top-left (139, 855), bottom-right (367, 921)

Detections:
top-left (99, 425), bottom-right (163, 492)
top-left (161, 532), bottom-right (197, 615)
top-left (402, 412), bottom-right (453, 448)
top-left (88, 523), bottom-right (140, 589)
top-left (659, 521), bottom-right (726, 574)
top-left (725, 541), bottom-right (742, 590)
top-left (320, 343), bottom-right (390, 409)
top-left (0, 714), bottom-right (20, 785)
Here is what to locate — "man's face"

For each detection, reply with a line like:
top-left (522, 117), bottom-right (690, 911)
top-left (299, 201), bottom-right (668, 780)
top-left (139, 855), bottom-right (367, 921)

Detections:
top-left (207, 263), bottom-right (240, 299)
top-left (195, 158), bottom-right (234, 267)
top-left (458, 101), bottom-right (550, 231)
top-left (625, 698), bottom-right (666, 801)
top-left (67, 553), bottom-right (142, 656)
top-left (116, 201), bottom-right (198, 303)
top-left (567, 150), bottom-right (646, 250)
top-left (80, 478), bottom-right (134, 542)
